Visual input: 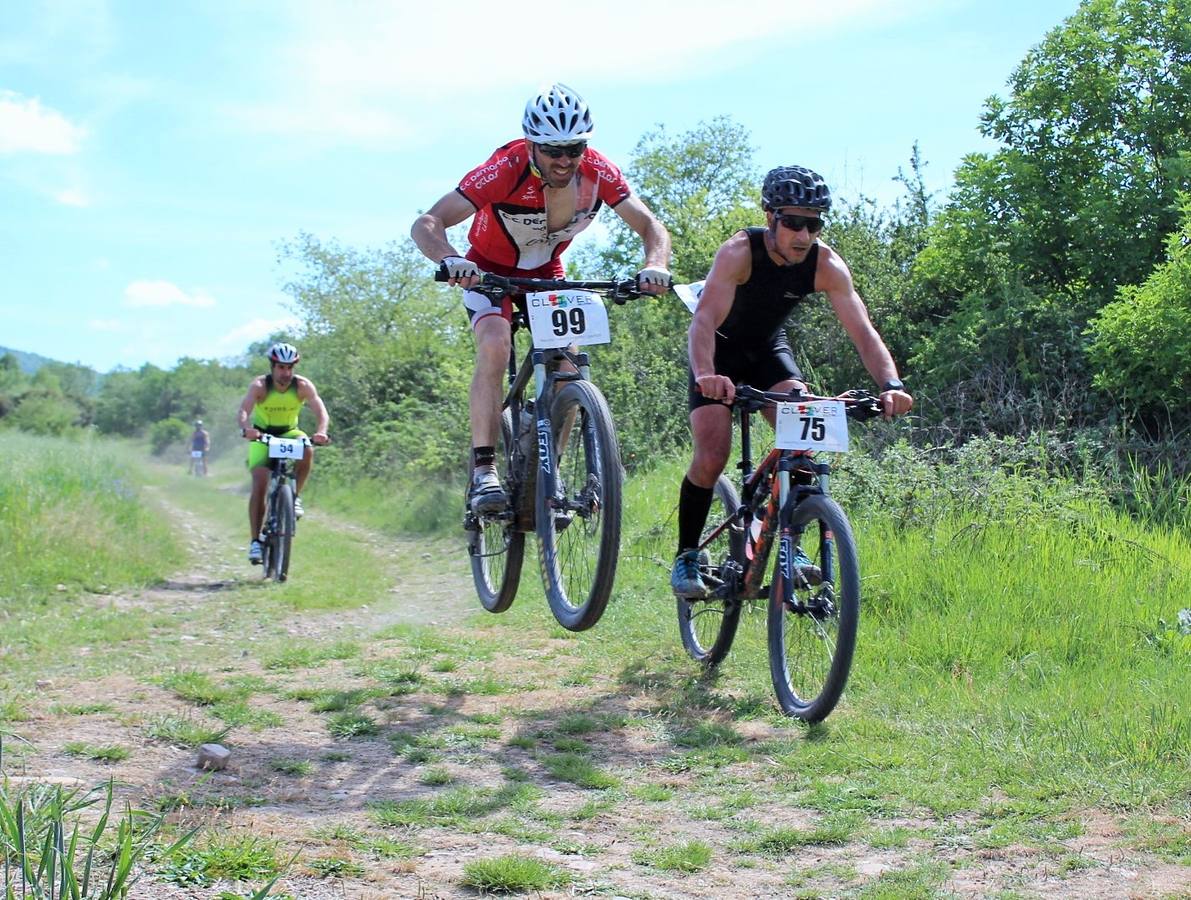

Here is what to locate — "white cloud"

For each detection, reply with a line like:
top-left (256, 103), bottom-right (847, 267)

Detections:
top-left (215, 317), bottom-right (301, 351)
top-left (123, 280), bottom-right (216, 308)
top-left (56, 188), bottom-right (89, 206)
top-left (229, 0), bottom-right (942, 147)
top-left (0, 90), bottom-right (86, 154)
top-left (88, 318), bottom-right (127, 332)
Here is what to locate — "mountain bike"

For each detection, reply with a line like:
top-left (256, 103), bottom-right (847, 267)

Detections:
top-left (439, 268), bottom-right (648, 632)
top-left (677, 384), bottom-right (883, 722)
top-left (189, 450), bottom-right (207, 476)
top-left (256, 434), bottom-right (310, 583)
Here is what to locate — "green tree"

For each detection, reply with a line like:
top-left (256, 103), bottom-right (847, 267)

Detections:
top-left (1086, 194), bottom-right (1191, 421)
top-left (912, 0), bottom-right (1191, 428)
top-left (276, 234), bottom-right (473, 479)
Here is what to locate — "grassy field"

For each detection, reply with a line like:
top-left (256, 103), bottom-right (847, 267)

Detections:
top-left (1, 430), bottom-right (1187, 897)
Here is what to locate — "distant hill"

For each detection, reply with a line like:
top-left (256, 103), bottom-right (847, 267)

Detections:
top-left (0, 346), bottom-right (60, 375)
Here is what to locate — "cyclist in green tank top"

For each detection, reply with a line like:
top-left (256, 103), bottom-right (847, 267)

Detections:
top-left (236, 343), bottom-right (331, 565)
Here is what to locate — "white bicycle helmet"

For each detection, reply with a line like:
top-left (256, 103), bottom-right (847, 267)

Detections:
top-left (267, 342), bottom-right (300, 364)
top-left (522, 83), bottom-right (594, 144)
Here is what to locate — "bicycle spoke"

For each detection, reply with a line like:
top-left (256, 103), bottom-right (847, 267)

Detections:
top-left (538, 381), bottom-right (621, 632)
top-left (768, 495), bottom-right (859, 723)
top-left (676, 475), bottom-right (745, 666)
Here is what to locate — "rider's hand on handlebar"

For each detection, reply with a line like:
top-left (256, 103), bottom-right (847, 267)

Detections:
top-left (636, 266), bottom-right (671, 296)
top-left (695, 374), bottom-right (735, 405)
top-left (312, 432), bottom-right (331, 445)
top-left (879, 388), bottom-right (914, 420)
top-left (441, 255), bottom-right (483, 289)
top-left (242, 426), bottom-right (261, 440)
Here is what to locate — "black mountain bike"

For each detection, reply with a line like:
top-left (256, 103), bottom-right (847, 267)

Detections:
top-left (440, 268), bottom-right (647, 631)
top-left (256, 434), bottom-right (310, 583)
top-left (677, 385), bottom-right (883, 722)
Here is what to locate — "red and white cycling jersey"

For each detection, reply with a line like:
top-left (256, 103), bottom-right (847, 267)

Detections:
top-left (457, 139), bottom-right (632, 271)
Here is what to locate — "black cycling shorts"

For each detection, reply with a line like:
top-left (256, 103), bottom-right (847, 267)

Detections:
top-left (688, 338), bottom-right (804, 411)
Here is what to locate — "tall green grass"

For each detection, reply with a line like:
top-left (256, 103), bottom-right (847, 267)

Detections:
top-left (474, 442), bottom-right (1190, 811)
top-left (0, 431), bottom-right (179, 601)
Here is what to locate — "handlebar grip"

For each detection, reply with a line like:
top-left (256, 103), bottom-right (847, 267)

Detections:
top-left (434, 264), bottom-right (449, 282)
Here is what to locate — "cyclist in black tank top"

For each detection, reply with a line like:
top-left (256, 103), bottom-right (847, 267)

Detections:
top-left (671, 166), bottom-right (914, 599)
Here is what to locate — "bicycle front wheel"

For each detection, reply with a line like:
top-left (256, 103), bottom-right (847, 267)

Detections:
top-left (767, 493), bottom-right (859, 723)
top-left (468, 408), bottom-right (524, 613)
top-left (271, 483), bottom-right (295, 583)
top-left (677, 475), bottom-right (745, 667)
top-left (537, 380), bottom-right (622, 632)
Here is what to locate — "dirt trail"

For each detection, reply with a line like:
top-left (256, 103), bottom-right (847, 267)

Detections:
top-left (9, 479), bottom-right (1189, 899)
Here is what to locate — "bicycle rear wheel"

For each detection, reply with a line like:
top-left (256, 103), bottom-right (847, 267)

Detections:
top-left (468, 408), bottom-right (524, 613)
top-left (537, 380), bottom-right (622, 632)
top-left (271, 483), bottom-right (295, 583)
top-left (767, 493), bottom-right (859, 722)
top-left (676, 475), bottom-right (745, 667)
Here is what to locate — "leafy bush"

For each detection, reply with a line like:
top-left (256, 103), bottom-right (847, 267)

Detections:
top-left (149, 416), bottom-right (189, 455)
top-left (1086, 196), bottom-right (1191, 423)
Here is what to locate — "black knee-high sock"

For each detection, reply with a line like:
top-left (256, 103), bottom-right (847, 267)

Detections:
top-left (677, 476), bottom-right (715, 556)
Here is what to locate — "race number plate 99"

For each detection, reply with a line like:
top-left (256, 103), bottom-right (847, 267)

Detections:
top-left (774, 400), bottom-right (850, 452)
top-left (267, 439), bottom-right (304, 460)
top-left (526, 290), bottom-right (610, 348)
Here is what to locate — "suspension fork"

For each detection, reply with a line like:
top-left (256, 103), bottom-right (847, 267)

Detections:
top-left (531, 349), bottom-right (557, 503)
top-left (776, 461), bottom-right (796, 607)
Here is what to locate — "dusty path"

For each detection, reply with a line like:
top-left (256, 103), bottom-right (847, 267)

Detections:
top-left (8, 475), bottom-right (1189, 899)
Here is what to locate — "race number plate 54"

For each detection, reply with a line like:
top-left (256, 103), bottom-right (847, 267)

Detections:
top-left (267, 439), bottom-right (304, 460)
top-left (526, 290), bottom-right (610, 348)
top-left (775, 400), bottom-right (850, 452)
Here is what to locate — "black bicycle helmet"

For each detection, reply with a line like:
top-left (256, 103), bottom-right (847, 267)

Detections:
top-left (761, 166), bottom-right (831, 211)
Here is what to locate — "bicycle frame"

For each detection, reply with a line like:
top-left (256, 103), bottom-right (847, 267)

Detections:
top-left (458, 272), bottom-right (641, 534)
top-left (501, 318), bottom-right (590, 528)
top-left (697, 387), bottom-right (867, 602)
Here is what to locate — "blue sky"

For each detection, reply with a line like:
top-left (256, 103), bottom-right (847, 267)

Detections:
top-left (1, 0), bottom-right (1080, 373)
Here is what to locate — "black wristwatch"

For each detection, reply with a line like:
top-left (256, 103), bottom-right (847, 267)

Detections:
top-left (881, 378), bottom-right (905, 393)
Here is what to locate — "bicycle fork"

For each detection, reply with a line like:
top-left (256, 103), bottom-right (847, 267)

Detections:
top-left (775, 462), bottom-right (834, 614)
top-left (532, 350), bottom-right (557, 503)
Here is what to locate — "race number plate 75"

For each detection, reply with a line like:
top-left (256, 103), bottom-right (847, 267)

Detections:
top-left (774, 400), bottom-right (850, 452)
top-left (526, 290), bottom-right (610, 348)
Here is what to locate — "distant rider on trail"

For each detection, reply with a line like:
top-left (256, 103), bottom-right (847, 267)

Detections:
top-left (190, 419), bottom-right (210, 475)
top-left (236, 343), bottom-right (330, 565)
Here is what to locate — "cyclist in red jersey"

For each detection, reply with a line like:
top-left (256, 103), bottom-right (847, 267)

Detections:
top-left (412, 83), bottom-right (672, 515)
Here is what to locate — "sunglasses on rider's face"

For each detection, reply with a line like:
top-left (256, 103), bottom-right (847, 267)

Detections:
top-left (537, 142), bottom-right (587, 159)
top-left (774, 213), bottom-right (825, 234)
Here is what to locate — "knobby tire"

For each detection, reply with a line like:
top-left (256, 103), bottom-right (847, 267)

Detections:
top-left (677, 475), bottom-right (745, 667)
top-left (469, 408), bottom-right (524, 612)
top-left (767, 493), bottom-right (859, 722)
top-left (537, 380), bottom-right (622, 632)
top-left (271, 482), bottom-right (295, 583)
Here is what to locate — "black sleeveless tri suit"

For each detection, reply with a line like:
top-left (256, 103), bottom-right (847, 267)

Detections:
top-left (687, 227), bottom-right (820, 410)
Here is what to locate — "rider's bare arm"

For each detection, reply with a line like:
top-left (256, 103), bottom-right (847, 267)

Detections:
top-left (237, 377), bottom-right (268, 437)
top-left (410, 191), bottom-right (482, 288)
top-left (296, 376), bottom-right (331, 443)
top-left (612, 196), bottom-right (672, 295)
top-left (815, 245), bottom-right (913, 417)
top-left (688, 233), bottom-right (752, 405)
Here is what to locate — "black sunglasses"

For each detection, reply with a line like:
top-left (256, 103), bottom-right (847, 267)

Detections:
top-left (537, 143), bottom-right (586, 159)
top-left (774, 213), bottom-right (825, 234)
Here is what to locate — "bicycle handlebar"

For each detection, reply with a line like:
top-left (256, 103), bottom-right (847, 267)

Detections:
top-left (733, 384), bottom-right (884, 421)
top-left (434, 266), bottom-right (647, 304)
top-left (251, 434), bottom-right (333, 446)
